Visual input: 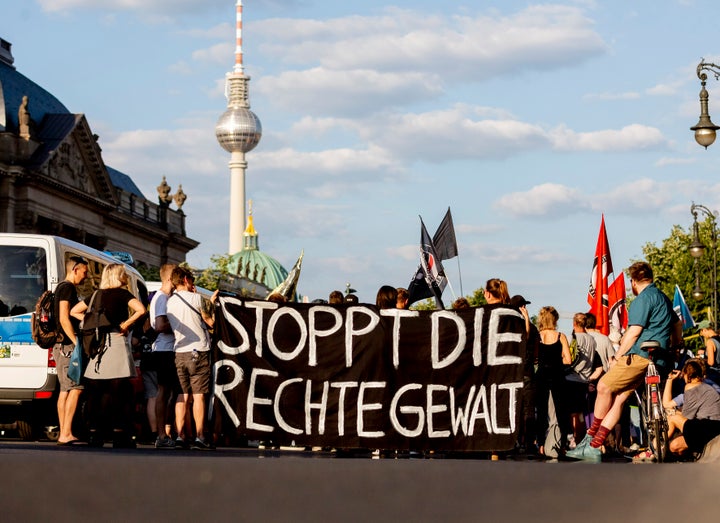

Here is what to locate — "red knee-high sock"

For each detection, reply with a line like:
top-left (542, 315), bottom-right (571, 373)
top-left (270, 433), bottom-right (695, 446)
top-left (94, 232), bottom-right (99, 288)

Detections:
top-left (590, 426), bottom-right (610, 448)
top-left (587, 417), bottom-right (603, 437)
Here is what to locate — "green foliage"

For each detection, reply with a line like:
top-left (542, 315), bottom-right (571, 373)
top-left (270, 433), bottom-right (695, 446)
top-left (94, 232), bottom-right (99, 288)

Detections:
top-left (410, 287), bottom-right (487, 311)
top-left (135, 264), bottom-right (160, 282)
top-left (640, 218), bottom-right (716, 324)
top-left (467, 288), bottom-right (487, 307)
top-left (410, 298), bottom-right (437, 311)
top-left (183, 254), bottom-right (233, 291)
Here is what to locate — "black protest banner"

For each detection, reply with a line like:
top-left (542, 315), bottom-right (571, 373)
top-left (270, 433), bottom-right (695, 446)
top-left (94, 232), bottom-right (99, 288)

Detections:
top-left (211, 298), bottom-right (526, 451)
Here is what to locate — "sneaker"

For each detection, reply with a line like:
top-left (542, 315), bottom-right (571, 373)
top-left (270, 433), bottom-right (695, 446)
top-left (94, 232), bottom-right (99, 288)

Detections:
top-left (567, 443), bottom-right (602, 462)
top-left (175, 436), bottom-right (189, 449)
top-left (192, 437), bottom-right (213, 450)
top-left (155, 436), bottom-right (176, 449)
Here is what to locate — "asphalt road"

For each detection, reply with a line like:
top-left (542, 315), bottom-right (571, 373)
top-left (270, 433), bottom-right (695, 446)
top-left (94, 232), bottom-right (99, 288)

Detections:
top-left (0, 441), bottom-right (715, 522)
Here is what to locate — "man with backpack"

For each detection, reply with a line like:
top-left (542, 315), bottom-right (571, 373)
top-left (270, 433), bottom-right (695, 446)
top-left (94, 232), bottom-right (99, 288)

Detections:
top-left (54, 256), bottom-right (89, 445)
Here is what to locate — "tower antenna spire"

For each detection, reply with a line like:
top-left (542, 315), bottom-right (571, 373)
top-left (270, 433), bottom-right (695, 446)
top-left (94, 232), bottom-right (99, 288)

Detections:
top-left (234, 0), bottom-right (244, 74)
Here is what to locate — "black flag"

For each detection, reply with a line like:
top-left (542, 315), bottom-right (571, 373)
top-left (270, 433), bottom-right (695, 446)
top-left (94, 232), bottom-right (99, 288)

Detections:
top-left (433, 208), bottom-right (458, 261)
top-left (407, 209), bottom-right (458, 306)
top-left (407, 218), bottom-right (447, 309)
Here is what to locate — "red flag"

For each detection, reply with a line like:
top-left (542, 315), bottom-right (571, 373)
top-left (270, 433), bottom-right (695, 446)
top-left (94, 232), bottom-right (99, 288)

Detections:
top-left (608, 273), bottom-right (628, 333)
top-left (587, 215), bottom-right (614, 335)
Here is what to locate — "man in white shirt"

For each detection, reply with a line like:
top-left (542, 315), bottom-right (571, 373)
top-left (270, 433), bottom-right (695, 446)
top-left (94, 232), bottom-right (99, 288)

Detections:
top-left (166, 266), bottom-right (217, 449)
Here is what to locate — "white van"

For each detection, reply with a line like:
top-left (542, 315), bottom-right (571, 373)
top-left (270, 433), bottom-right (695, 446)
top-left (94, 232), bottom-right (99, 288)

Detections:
top-left (0, 234), bottom-right (148, 440)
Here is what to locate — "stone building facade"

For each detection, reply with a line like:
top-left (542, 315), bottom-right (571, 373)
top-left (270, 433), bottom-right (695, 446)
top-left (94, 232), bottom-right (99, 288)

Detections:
top-left (0, 38), bottom-right (198, 269)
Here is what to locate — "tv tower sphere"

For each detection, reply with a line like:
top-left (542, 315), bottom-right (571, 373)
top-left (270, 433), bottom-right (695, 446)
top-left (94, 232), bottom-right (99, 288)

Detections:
top-left (215, 105), bottom-right (262, 153)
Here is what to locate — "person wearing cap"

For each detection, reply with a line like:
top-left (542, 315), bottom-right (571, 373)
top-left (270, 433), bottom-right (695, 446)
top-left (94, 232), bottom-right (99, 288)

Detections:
top-left (510, 294), bottom-right (539, 454)
top-left (697, 320), bottom-right (720, 368)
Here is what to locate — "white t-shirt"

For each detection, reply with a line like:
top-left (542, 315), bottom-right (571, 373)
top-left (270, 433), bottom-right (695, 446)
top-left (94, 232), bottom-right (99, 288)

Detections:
top-left (166, 290), bottom-right (210, 353)
top-left (149, 290), bottom-right (175, 353)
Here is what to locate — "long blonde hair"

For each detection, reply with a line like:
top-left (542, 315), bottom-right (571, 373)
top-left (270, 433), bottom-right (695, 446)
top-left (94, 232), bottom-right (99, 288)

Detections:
top-left (100, 263), bottom-right (128, 290)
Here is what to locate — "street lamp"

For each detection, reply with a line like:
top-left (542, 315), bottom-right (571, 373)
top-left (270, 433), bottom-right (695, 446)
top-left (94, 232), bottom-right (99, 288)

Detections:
top-left (691, 60), bottom-right (720, 148)
top-left (690, 202), bottom-right (718, 324)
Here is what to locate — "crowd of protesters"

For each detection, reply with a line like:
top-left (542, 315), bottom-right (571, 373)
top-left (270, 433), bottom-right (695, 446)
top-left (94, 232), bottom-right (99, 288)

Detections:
top-left (55, 262), bottom-right (218, 449)
top-left (49, 257), bottom-right (720, 461)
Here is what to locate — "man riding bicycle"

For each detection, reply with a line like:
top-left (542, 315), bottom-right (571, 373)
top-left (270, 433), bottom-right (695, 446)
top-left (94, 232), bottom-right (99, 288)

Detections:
top-left (567, 261), bottom-right (682, 461)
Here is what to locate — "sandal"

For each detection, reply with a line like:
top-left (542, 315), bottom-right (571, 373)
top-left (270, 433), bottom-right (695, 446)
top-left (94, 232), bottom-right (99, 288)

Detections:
top-left (632, 449), bottom-right (655, 463)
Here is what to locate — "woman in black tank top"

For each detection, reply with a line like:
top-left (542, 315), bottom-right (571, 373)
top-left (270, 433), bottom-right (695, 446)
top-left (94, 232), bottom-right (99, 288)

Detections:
top-left (535, 306), bottom-right (572, 456)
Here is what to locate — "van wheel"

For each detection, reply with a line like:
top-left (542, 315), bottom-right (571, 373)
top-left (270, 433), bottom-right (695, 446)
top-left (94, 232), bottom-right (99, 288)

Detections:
top-left (17, 420), bottom-right (33, 441)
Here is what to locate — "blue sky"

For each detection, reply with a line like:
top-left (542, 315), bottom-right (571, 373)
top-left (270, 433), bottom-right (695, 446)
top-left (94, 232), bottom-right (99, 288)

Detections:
top-left (5, 0), bottom-right (720, 325)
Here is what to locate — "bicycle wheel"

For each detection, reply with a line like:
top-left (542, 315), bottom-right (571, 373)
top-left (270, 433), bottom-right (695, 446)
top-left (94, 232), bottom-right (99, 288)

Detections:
top-left (649, 418), bottom-right (667, 463)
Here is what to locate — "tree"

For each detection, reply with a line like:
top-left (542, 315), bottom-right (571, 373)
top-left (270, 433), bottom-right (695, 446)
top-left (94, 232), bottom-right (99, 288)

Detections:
top-left (639, 217), bottom-right (717, 352)
top-left (410, 288), bottom-right (487, 311)
top-left (184, 254), bottom-right (233, 291)
top-left (641, 217), bottom-right (716, 324)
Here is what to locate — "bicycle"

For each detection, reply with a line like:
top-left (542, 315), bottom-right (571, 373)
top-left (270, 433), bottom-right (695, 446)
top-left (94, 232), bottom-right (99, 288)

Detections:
top-left (633, 342), bottom-right (670, 463)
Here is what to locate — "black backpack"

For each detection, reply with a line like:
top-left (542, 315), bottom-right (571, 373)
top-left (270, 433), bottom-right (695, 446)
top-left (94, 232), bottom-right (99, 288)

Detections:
top-left (81, 290), bottom-right (112, 358)
top-left (31, 288), bottom-right (64, 349)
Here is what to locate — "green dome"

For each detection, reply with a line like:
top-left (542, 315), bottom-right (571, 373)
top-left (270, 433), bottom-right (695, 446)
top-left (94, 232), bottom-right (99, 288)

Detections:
top-left (227, 249), bottom-right (288, 291)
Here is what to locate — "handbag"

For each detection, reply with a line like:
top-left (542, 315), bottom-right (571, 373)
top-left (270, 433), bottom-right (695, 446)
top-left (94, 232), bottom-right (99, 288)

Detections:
top-left (67, 337), bottom-right (83, 384)
top-left (81, 290), bottom-right (112, 358)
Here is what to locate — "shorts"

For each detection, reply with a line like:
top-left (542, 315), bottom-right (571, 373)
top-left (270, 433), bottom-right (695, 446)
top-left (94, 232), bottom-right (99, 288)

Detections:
top-left (52, 344), bottom-right (84, 392)
top-left (142, 369), bottom-right (158, 399)
top-left (599, 354), bottom-right (649, 394)
top-left (175, 351), bottom-right (210, 395)
top-left (682, 418), bottom-right (720, 454)
top-left (155, 351), bottom-right (180, 390)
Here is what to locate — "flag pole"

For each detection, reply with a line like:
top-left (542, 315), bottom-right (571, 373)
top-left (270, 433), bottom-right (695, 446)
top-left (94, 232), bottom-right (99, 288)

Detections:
top-left (456, 255), bottom-right (463, 297)
top-left (446, 277), bottom-right (457, 302)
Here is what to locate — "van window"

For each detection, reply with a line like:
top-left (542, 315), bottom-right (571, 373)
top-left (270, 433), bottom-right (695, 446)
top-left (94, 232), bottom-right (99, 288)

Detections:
top-left (0, 246), bottom-right (48, 317)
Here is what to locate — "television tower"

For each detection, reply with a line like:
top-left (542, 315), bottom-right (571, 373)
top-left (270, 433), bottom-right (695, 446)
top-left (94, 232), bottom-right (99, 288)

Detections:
top-left (215, 0), bottom-right (263, 254)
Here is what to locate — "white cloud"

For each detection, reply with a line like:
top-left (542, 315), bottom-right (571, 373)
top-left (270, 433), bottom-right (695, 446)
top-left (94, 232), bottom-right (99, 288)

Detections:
top-left (492, 177), bottom-right (705, 220)
top-left (655, 157), bottom-right (696, 167)
top-left (550, 124), bottom-right (669, 152)
top-left (256, 68), bottom-right (444, 117)
top-left (364, 105), bottom-right (550, 162)
top-left (191, 42), bottom-right (232, 66)
top-left (494, 183), bottom-right (589, 218)
top-left (583, 92), bottom-right (641, 101)
top-left (457, 223), bottom-right (505, 235)
top-left (38, 0), bottom-right (228, 15)
top-left (462, 242), bottom-right (574, 264)
top-left (255, 5), bottom-right (606, 81)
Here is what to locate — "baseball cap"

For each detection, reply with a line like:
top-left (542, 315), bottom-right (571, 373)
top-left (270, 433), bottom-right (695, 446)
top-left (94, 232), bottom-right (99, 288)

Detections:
top-left (697, 319), bottom-right (713, 330)
top-left (510, 295), bottom-right (531, 307)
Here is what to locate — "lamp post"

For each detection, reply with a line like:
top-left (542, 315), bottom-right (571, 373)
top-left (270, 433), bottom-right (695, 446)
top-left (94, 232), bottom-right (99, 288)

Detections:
top-left (691, 60), bottom-right (720, 149)
top-left (690, 202), bottom-right (718, 324)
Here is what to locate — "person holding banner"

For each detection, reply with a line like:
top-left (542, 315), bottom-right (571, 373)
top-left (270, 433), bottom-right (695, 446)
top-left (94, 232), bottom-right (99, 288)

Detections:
top-left (166, 266), bottom-right (218, 450)
top-left (376, 286), bottom-right (398, 310)
top-left (484, 278), bottom-right (510, 305)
